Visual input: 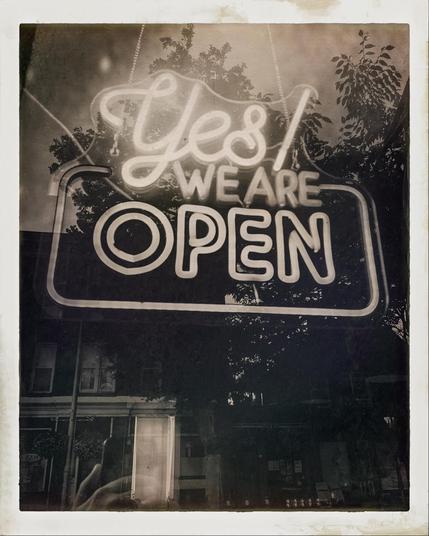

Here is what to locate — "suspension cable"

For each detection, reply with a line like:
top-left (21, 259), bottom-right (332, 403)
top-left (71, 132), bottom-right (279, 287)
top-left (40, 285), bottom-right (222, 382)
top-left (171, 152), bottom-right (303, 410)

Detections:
top-left (267, 24), bottom-right (289, 125)
top-left (129, 24), bottom-right (145, 84)
top-left (110, 24), bottom-right (146, 156)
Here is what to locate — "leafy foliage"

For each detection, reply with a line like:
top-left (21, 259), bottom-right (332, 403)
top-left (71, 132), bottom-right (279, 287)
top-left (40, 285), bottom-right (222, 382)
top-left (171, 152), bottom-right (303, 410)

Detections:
top-left (31, 431), bottom-right (67, 458)
top-left (383, 297), bottom-right (409, 342)
top-left (49, 128), bottom-right (94, 175)
top-left (332, 31), bottom-right (401, 148)
top-left (73, 431), bottom-right (104, 461)
top-left (150, 25), bottom-right (254, 100)
top-left (324, 31), bottom-right (405, 182)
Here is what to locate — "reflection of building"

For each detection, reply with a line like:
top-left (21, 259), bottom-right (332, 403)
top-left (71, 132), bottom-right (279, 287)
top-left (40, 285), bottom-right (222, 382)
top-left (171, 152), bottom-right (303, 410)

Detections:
top-left (21, 231), bottom-right (228, 510)
top-left (20, 231), bottom-right (408, 510)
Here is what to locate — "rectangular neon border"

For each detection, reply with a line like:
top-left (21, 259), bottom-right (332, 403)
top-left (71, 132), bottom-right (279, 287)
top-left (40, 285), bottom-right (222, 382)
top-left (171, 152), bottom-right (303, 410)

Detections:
top-left (47, 166), bottom-right (379, 317)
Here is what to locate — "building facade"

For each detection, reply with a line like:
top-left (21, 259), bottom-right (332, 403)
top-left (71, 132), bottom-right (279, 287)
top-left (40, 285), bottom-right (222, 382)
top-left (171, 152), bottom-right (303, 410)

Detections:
top-left (20, 231), bottom-right (409, 510)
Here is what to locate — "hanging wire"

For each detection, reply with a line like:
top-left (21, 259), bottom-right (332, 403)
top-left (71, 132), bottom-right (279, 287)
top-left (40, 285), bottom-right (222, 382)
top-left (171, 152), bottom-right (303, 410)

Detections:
top-left (110, 24), bottom-right (146, 156)
top-left (291, 148), bottom-right (300, 171)
top-left (300, 137), bottom-right (343, 181)
top-left (23, 24), bottom-right (148, 199)
top-left (23, 87), bottom-right (133, 199)
top-left (24, 88), bottom-right (95, 166)
top-left (267, 24), bottom-right (289, 126)
top-left (128, 24), bottom-right (145, 84)
top-left (267, 24), bottom-right (343, 179)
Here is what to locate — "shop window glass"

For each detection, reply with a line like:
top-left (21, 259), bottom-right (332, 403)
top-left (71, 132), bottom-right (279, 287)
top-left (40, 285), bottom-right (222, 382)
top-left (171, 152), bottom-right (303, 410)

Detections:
top-left (32, 343), bottom-right (56, 393)
top-left (80, 344), bottom-right (115, 393)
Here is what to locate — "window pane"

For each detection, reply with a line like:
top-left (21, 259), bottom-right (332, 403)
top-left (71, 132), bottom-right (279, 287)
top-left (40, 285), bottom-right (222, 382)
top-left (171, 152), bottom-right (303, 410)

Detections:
top-left (80, 368), bottom-right (96, 390)
top-left (20, 456), bottom-right (48, 493)
top-left (101, 355), bottom-right (114, 368)
top-left (81, 344), bottom-right (101, 368)
top-left (99, 367), bottom-right (115, 392)
top-left (33, 368), bottom-right (52, 392)
top-left (268, 460), bottom-right (280, 471)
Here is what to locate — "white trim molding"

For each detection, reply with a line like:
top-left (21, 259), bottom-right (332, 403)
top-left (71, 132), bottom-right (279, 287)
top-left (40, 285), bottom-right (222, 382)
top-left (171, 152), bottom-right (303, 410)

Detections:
top-left (20, 396), bottom-right (176, 417)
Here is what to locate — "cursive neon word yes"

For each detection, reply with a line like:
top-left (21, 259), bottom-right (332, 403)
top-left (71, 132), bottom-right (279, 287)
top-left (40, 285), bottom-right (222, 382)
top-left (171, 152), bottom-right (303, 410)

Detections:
top-left (99, 72), bottom-right (268, 192)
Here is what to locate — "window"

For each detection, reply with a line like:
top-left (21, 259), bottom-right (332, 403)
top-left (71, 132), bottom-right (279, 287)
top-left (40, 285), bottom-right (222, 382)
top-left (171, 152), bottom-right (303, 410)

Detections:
top-left (179, 488), bottom-right (207, 507)
top-left (20, 454), bottom-right (48, 493)
top-left (268, 459), bottom-right (280, 471)
top-left (20, 428), bottom-right (51, 493)
top-left (182, 436), bottom-right (205, 458)
top-left (79, 344), bottom-right (115, 393)
top-left (32, 343), bottom-right (56, 393)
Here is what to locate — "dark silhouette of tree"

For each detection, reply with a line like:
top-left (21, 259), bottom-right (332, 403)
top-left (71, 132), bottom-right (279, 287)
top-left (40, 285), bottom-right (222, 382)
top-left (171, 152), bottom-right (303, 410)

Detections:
top-left (325, 31), bottom-right (405, 180)
top-left (383, 297), bottom-right (409, 342)
top-left (334, 31), bottom-right (401, 146)
top-left (150, 25), bottom-right (254, 100)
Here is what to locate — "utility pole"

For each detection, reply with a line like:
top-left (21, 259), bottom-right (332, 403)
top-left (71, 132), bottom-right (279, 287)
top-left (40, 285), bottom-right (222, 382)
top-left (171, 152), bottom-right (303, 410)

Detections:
top-left (60, 320), bottom-right (83, 509)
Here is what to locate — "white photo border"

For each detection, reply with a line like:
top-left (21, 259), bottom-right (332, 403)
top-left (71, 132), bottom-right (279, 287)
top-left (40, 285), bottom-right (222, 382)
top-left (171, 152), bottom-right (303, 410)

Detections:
top-left (1, 2), bottom-right (427, 535)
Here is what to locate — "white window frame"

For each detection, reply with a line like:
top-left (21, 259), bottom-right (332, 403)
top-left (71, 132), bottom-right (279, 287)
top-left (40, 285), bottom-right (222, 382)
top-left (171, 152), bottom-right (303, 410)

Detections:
top-left (31, 343), bottom-right (57, 394)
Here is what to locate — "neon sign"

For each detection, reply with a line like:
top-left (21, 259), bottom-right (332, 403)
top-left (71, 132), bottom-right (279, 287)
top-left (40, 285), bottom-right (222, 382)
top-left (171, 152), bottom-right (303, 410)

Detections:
top-left (96, 72), bottom-right (312, 192)
top-left (47, 71), bottom-right (386, 317)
